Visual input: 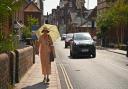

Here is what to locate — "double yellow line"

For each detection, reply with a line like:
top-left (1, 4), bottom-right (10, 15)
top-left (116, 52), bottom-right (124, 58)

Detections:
top-left (59, 63), bottom-right (73, 89)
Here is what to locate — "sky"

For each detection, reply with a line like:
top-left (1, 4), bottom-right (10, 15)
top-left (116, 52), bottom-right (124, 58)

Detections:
top-left (43, 0), bottom-right (97, 15)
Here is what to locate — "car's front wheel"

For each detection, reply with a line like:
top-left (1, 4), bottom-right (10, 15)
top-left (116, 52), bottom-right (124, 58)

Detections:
top-left (92, 54), bottom-right (96, 58)
top-left (71, 51), bottom-right (76, 58)
top-left (92, 51), bottom-right (96, 58)
top-left (70, 50), bottom-right (72, 57)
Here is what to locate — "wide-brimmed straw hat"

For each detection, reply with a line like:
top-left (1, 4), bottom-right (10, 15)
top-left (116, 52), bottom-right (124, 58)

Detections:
top-left (41, 26), bottom-right (49, 33)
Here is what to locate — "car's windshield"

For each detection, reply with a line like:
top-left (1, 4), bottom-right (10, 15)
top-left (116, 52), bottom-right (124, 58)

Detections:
top-left (74, 33), bottom-right (91, 40)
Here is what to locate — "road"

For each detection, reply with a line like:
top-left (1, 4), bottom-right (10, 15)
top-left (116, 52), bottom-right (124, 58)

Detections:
top-left (54, 40), bottom-right (128, 89)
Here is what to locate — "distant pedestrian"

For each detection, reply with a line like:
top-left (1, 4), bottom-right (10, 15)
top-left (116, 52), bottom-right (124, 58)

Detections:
top-left (38, 27), bottom-right (53, 83)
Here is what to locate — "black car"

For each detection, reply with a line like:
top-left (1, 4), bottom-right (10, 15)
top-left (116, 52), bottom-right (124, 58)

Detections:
top-left (70, 32), bottom-right (96, 58)
top-left (64, 33), bottom-right (73, 48)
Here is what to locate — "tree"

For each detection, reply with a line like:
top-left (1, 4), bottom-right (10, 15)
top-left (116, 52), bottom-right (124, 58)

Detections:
top-left (0, 0), bottom-right (25, 29)
top-left (0, 0), bottom-right (25, 53)
top-left (0, 0), bottom-right (25, 16)
top-left (97, 0), bottom-right (128, 46)
top-left (22, 16), bottom-right (39, 39)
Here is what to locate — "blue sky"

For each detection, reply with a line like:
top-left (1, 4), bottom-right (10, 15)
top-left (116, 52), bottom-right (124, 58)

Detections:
top-left (43, 0), bottom-right (97, 15)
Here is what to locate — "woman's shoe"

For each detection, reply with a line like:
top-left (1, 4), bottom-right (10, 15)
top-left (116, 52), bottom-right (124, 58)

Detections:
top-left (46, 78), bottom-right (50, 82)
top-left (43, 77), bottom-right (46, 82)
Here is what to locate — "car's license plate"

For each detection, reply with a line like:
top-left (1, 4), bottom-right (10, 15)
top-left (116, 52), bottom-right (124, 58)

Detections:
top-left (81, 49), bottom-right (89, 52)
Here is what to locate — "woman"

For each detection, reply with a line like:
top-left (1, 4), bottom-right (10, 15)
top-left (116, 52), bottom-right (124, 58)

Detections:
top-left (38, 27), bottom-right (53, 82)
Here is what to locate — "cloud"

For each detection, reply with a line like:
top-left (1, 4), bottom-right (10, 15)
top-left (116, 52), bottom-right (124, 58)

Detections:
top-left (44, 0), bottom-right (59, 15)
top-left (85, 0), bottom-right (97, 9)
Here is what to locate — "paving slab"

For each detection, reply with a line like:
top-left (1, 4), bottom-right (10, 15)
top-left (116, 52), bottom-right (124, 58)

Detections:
top-left (14, 55), bottom-right (61, 89)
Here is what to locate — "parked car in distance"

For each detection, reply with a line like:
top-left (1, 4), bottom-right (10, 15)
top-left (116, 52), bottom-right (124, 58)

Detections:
top-left (65, 33), bottom-right (73, 48)
top-left (70, 32), bottom-right (96, 58)
top-left (61, 34), bottom-right (66, 40)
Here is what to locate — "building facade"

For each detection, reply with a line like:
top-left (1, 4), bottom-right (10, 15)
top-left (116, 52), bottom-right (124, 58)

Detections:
top-left (24, 2), bottom-right (42, 26)
top-left (49, 0), bottom-right (97, 36)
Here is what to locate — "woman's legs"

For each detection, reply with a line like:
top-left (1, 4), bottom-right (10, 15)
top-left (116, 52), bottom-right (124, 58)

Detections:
top-left (43, 75), bottom-right (46, 82)
top-left (46, 75), bottom-right (50, 82)
top-left (43, 75), bottom-right (49, 83)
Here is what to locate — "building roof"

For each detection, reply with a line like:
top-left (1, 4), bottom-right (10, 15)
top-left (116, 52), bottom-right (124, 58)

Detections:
top-left (70, 12), bottom-right (86, 26)
top-left (24, 1), bottom-right (41, 12)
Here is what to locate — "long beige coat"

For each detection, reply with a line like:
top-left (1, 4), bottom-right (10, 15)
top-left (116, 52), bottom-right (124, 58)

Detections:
top-left (39, 34), bottom-right (53, 75)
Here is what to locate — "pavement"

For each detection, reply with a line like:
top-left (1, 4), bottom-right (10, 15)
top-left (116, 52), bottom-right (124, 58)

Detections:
top-left (14, 55), bottom-right (61, 89)
top-left (96, 46), bottom-right (127, 55)
top-left (105, 48), bottom-right (126, 55)
top-left (14, 46), bottom-right (127, 89)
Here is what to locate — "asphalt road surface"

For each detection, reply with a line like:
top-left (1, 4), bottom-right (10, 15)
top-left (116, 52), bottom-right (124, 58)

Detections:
top-left (54, 40), bottom-right (128, 89)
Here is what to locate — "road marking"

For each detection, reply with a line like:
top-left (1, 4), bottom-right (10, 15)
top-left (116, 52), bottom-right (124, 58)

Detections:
top-left (56, 45), bottom-right (73, 89)
top-left (60, 64), bottom-right (70, 89)
top-left (61, 64), bottom-right (74, 89)
top-left (60, 63), bottom-right (73, 89)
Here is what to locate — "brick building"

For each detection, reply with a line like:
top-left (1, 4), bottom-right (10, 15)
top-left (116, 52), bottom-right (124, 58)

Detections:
top-left (52, 0), bottom-right (86, 34)
top-left (24, 2), bottom-right (42, 27)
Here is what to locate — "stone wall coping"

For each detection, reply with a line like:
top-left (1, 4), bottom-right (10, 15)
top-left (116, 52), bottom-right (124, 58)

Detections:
top-left (0, 53), bottom-right (9, 61)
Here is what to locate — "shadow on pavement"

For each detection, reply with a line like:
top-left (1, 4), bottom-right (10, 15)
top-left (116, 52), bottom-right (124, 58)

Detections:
top-left (22, 82), bottom-right (49, 89)
top-left (68, 55), bottom-right (93, 59)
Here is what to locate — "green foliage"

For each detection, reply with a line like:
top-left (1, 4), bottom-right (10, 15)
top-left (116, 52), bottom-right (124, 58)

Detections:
top-left (97, 0), bottom-right (128, 33)
top-left (0, 0), bottom-right (25, 16)
top-left (0, 33), bottom-right (18, 53)
top-left (22, 16), bottom-right (39, 39)
top-left (96, 0), bottom-right (128, 46)
top-left (22, 16), bottom-right (38, 39)
top-left (0, 0), bottom-right (25, 53)
top-left (27, 16), bottom-right (39, 26)
top-left (115, 0), bottom-right (128, 24)
top-left (97, 8), bottom-right (116, 32)
top-left (22, 26), bottom-right (32, 39)
top-left (96, 32), bottom-right (102, 39)
top-left (0, 0), bottom-right (25, 30)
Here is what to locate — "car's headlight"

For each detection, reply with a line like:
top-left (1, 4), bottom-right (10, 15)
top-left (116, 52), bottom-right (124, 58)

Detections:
top-left (88, 41), bottom-right (95, 45)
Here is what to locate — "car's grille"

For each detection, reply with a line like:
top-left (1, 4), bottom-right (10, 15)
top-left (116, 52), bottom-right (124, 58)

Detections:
top-left (78, 44), bottom-right (92, 48)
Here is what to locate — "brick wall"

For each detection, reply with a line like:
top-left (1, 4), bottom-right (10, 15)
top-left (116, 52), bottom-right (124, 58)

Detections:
top-left (15, 46), bottom-right (33, 83)
top-left (0, 46), bottom-right (34, 88)
top-left (0, 53), bottom-right (10, 89)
